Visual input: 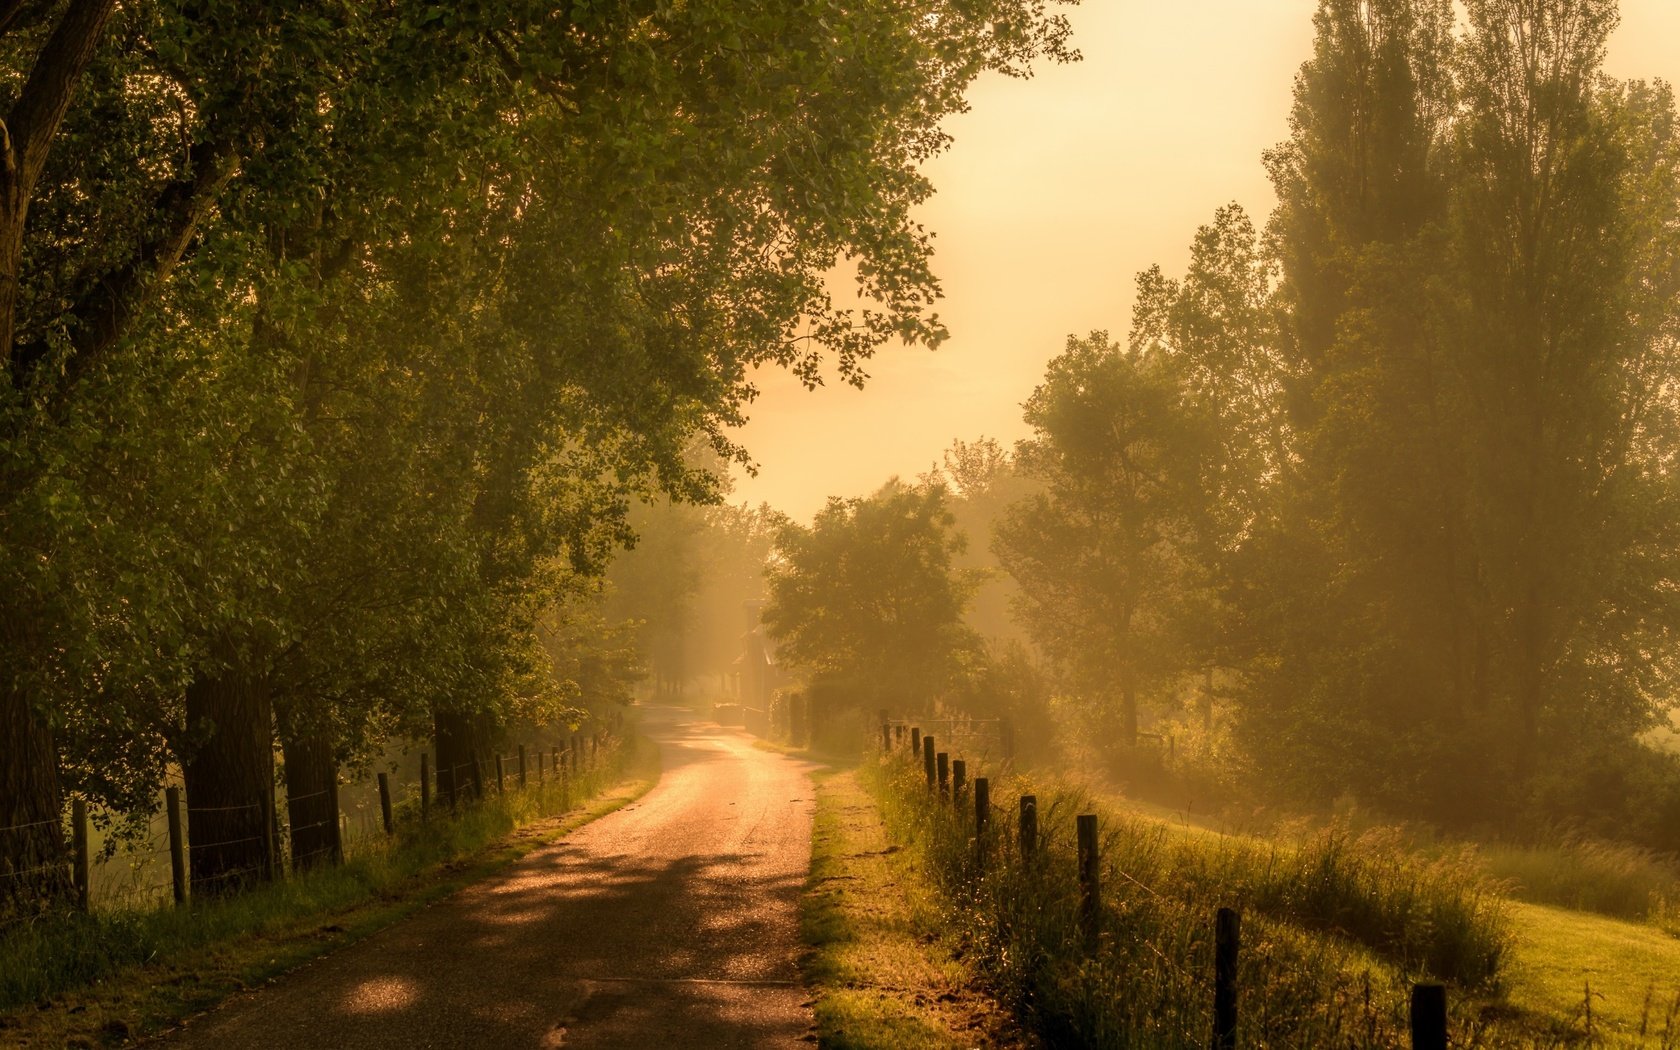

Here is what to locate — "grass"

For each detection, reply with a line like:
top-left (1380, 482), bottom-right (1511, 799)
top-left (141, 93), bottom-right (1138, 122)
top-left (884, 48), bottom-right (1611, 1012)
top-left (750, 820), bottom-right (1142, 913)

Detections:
top-left (864, 751), bottom-right (1582, 1048)
top-left (1478, 838), bottom-right (1680, 931)
top-left (800, 766), bottom-right (1031, 1048)
top-left (0, 733), bottom-right (659, 1048)
top-left (1504, 901), bottom-right (1680, 1046)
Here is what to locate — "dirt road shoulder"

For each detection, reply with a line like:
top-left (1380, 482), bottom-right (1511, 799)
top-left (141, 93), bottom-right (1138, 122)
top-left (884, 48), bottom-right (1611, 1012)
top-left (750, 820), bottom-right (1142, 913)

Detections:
top-left (800, 768), bottom-right (1033, 1050)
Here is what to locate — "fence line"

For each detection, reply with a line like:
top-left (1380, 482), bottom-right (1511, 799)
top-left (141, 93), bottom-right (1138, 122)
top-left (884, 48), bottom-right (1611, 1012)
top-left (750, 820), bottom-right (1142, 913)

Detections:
top-left (1, 723), bottom-right (624, 921)
top-left (880, 710), bottom-right (1450, 1049)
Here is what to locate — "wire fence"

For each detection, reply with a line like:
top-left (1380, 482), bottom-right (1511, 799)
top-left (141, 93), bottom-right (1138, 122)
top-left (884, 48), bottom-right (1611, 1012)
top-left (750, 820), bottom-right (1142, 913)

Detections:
top-left (0, 718), bottom-right (626, 923)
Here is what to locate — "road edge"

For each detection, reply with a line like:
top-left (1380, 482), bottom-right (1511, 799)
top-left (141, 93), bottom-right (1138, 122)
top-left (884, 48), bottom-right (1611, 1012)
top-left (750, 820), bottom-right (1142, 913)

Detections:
top-left (8, 737), bottom-right (663, 1049)
top-left (798, 766), bottom-right (1034, 1049)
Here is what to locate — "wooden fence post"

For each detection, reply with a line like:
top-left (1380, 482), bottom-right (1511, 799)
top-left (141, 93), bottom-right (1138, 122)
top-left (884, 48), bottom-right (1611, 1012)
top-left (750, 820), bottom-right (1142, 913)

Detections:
top-left (262, 783), bottom-right (281, 880)
top-left (974, 777), bottom-right (990, 869)
top-left (71, 797), bottom-right (89, 911)
top-left (923, 737), bottom-right (936, 791)
top-left (377, 773), bottom-right (395, 836)
top-left (1213, 907), bottom-right (1239, 1050)
top-left (1410, 983), bottom-right (1447, 1050)
top-left (1077, 814), bottom-right (1099, 952)
top-left (518, 744), bottom-right (528, 788)
top-left (880, 710), bottom-right (892, 753)
top-left (166, 786), bottom-right (187, 906)
top-left (327, 775), bottom-right (343, 865)
top-left (420, 753), bottom-right (431, 825)
top-left (495, 754), bottom-right (506, 795)
top-left (936, 752), bottom-right (950, 797)
top-left (537, 749), bottom-right (545, 784)
top-left (1001, 717), bottom-right (1016, 763)
top-left (951, 759), bottom-right (966, 805)
top-left (1020, 795), bottom-right (1037, 862)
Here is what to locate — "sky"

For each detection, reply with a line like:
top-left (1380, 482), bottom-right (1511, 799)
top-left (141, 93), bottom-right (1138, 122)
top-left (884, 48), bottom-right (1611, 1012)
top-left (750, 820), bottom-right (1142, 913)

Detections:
top-left (728, 1), bottom-right (1680, 522)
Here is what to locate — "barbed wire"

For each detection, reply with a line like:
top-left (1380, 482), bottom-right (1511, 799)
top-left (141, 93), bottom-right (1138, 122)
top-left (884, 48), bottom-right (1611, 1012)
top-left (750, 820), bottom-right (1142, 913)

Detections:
top-left (0, 861), bottom-right (67, 879)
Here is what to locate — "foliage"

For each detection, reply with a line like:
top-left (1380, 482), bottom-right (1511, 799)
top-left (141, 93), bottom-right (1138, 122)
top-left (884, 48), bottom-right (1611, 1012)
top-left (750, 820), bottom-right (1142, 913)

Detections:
top-left (765, 481), bottom-right (981, 715)
top-left (995, 332), bottom-right (1216, 751)
top-left (0, 0), bottom-right (1080, 902)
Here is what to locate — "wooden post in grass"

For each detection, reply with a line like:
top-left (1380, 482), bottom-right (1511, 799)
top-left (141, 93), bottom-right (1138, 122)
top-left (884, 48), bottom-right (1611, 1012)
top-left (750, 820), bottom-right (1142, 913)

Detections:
top-left (327, 775), bottom-right (344, 865)
top-left (537, 749), bottom-right (545, 784)
top-left (974, 777), bottom-right (990, 869)
top-left (495, 754), bottom-right (506, 795)
top-left (1020, 795), bottom-right (1038, 862)
top-left (377, 773), bottom-right (394, 836)
top-left (1077, 814), bottom-right (1099, 952)
top-left (71, 797), bottom-right (89, 911)
top-left (923, 737), bottom-right (936, 790)
top-left (936, 752), bottom-right (950, 797)
top-left (1410, 983), bottom-right (1447, 1050)
top-left (1213, 907), bottom-right (1239, 1049)
top-left (880, 713), bottom-right (892, 753)
top-left (166, 786), bottom-right (187, 905)
top-left (518, 744), bottom-right (528, 788)
top-left (420, 753), bottom-right (431, 825)
top-left (951, 759), bottom-right (966, 805)
top-left (1001, 717), bottom-right (1016, 763)
top-left (910, 726), bottom-right (921, 756)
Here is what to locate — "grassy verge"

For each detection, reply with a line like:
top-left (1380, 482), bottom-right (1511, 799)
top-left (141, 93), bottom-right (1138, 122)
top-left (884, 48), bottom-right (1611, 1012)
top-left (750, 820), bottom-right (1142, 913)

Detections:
top-left (865, 751), bottom-right (1592, 1048)
top-left (0, 732), bottom-right (660, 1048)
top-left (1505, 901), bottom-right (1680, 1046)
top-left (801, 766), bottom-right (1031, 1049)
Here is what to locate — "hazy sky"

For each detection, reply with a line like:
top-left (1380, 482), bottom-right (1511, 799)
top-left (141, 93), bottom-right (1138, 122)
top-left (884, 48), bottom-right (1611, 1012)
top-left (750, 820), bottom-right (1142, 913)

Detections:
top-left (729, 1), bottom-right (1680, 521)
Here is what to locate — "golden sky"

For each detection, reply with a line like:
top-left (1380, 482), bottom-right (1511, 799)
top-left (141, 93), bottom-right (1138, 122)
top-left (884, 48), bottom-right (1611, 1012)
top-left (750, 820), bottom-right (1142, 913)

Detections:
top-left (729, 0), bottom-right (1680, 521)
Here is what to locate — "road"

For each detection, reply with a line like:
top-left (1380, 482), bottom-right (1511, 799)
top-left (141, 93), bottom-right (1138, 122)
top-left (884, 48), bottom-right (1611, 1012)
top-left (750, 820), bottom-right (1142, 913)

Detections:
top-left (157, 706), bottom-right (818, 1049)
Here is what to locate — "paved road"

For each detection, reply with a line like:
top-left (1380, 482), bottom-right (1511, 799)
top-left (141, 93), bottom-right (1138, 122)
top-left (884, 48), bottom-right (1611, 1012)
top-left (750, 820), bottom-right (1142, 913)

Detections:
top-left (158, 706), bottom-right (818, 1049)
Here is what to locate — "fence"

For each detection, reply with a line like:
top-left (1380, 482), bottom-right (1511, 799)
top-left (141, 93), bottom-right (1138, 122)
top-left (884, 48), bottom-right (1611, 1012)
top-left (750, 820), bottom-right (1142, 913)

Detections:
top-left (0, 715), bottom-right (624, 922)
top-left (880, 713), bottom-right (1450, 1049)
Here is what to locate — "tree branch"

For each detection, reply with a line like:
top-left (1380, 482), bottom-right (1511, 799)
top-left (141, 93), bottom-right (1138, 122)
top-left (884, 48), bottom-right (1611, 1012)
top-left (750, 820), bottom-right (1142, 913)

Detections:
top-left (10, 133), bottom-right (241, 393)
top-left (5, 0), bottom-right (115, 198)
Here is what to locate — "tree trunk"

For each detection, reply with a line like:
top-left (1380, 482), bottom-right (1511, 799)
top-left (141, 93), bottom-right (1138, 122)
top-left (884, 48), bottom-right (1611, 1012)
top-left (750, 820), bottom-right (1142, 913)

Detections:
top-left (181, 663), bottom-right (276, 895)
top-left (0, 672), bottom-right (67, 912)
top-left (280, 730), bottom-right (340, 871)
top-left (433, 708), bottom-right (483, 807)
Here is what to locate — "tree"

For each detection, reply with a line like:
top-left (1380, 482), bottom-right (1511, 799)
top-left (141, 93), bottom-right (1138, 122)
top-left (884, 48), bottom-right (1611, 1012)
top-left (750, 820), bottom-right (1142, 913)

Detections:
top-left (1209, 0), bottom-right (1680, 823)
top-left (764, 482), bottom-right (979, 717)
top-left (0, 0), bottom-right (1079, 905)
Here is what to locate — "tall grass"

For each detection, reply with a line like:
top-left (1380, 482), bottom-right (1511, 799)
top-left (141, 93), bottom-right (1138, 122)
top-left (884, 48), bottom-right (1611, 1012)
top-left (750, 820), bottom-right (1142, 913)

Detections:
top-left (0, 736), bottom-right (639, 1013)
top-left (1478, 836), bottom-right (1680, 930)
top-left (871, 752), bottom-right (1515, 1048)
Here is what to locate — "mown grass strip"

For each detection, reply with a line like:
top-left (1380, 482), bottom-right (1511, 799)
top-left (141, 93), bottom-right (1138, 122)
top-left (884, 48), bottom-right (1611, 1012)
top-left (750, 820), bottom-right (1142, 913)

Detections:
top-left (0, 734), bottom-right (660, 1048)
top-left (801, 767), bottom-right (1030, 1049)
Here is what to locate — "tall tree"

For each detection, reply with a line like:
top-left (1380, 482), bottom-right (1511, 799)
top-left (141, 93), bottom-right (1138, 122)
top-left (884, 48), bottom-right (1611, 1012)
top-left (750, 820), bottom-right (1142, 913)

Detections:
top-left (995, 333), bottom-right (1212, 751)
top-left (765, 482), bottom-right (979, 716)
